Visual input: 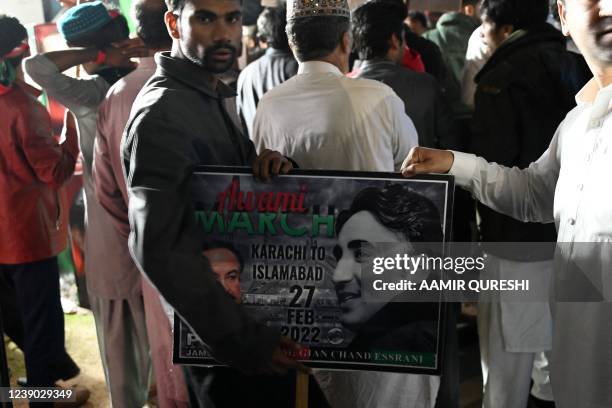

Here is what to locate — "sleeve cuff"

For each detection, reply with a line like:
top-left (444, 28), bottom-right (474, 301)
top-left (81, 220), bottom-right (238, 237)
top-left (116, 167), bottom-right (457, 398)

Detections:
top-left (449, 150), bottom-right (478, 187)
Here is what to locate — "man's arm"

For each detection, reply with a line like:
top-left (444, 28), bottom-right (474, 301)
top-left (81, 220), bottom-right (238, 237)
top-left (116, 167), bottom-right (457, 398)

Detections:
top-left (24, 40), bottom-right (146, 111)
top-left (18, 105), bottom-right (79, 189)
top-left (123, 113), bottom-right (283, 373)
top-left (24, 53), bottom-right (110, 112)
top-left (401, 128), bottom-right (562, 224)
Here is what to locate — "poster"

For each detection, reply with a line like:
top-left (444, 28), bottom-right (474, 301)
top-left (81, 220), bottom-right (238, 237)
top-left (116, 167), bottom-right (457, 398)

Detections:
top-left (173, 168), bottom-right (454, 375)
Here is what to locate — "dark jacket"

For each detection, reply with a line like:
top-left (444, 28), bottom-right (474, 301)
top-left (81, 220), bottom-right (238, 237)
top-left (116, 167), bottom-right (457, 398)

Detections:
top-left (404, 26), bottom-right (446, 83)
top-left (471, 23), bottom-right (591, 255)
top-left (356, 59), bottom-right (460, 150)
top-left (122, 52), bottom-right (278, 373)
top-left (237, 47), bottom-right (298, 137)
top-left (404, 25), bottom-right (464, 116)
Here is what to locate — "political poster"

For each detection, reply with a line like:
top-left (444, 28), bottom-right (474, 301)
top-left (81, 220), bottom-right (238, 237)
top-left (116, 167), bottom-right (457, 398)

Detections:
top-left (173, 168), bottom-right (454, 375)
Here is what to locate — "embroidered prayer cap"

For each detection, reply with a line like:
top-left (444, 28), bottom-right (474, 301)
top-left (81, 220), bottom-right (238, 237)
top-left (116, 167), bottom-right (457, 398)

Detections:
top-left (58, 1), bottom-right (114, 42)
top-left (287, 0), bottom-right (350, 20)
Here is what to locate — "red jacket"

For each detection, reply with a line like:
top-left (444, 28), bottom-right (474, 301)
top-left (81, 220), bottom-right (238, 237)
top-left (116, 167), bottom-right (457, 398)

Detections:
top-left (0, 80), bottom-right (79, 264)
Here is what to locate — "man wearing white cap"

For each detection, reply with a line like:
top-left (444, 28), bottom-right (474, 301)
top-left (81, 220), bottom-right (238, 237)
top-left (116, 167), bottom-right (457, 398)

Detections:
top-left (252, 0), bottom-right (418, 173)
top-left (252, 2), bottom-right (441, 408)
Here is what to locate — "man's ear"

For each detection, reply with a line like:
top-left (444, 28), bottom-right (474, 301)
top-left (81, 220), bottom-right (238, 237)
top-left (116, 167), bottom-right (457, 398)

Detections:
top-left (557, 0), bottom-right (570, 36)
top-left (165, 10), bottom-right (180, 40)
top-left (341, 31), bottom-right (351, 55)
top-left (462, 4), bottom-right (476, 17)
top-left (389, 32), bottom-right (402, 52)
top-left (501, 24), bottom-right (514, 41)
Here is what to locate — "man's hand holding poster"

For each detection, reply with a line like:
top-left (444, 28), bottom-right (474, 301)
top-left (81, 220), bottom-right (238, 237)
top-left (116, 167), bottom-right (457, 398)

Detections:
top-left (173, 168), bottom-right (454, 375)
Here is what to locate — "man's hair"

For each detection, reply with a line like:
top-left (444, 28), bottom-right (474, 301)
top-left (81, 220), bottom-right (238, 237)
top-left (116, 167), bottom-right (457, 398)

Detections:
top-left (165, 0), bottom-right (242, 13)
top-left (352, 2), bottom-right (405, 61)
top-left (407, 11), bottom-right (427, 29)
top-left (134, 0), bottom-right (172, 49)
top-left (337, 184), bottom-right (444, 244)
top-left (286, 15), bottom-right (350, 62)
top-left (462, 0), bottom-right (479, 6)
top-left (257, 6), bottom-right (290, 51)
top-left (202, 241), bottom-right (245, 272)
top-left (0, 15), bottom-right (27, 57)
top-left (68, 15), bottom-right (130, 49)
top-left (480, 0), bottom-right (549, 30)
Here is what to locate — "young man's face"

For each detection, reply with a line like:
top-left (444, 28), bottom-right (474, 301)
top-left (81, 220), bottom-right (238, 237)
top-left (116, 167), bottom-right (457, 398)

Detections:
top-left (560, 0), bottom-right (612, 65)
top-left (480, 15), bottom-right (510, 51)
top-left (203, 248), bottom-right (242, 303)
top-left (175, 0), bottom-right (242, 72)
top-left (332, 211), bottom-right (406, 331)
top-left (406, 17), bottom-right (426, 36)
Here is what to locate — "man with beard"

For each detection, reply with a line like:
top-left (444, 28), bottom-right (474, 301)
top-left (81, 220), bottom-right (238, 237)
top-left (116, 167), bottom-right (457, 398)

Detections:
top-left (470, 1), bottom-right (590, 407)
top-left (121, 0), bottom-right (307, 406)
top-left (401, 0), bottom-right (612, 406)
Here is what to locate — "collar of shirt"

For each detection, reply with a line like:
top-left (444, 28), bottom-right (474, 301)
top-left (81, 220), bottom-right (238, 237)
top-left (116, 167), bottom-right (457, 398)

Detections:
top-left (576, 78), bottom-right (612, 122)
top-left (136, 56), bottom-right (158, 71)
top-left (154, 51), bottom-right (235, 99)
top-left (358, 58), bottom-right (397, 72)
top-left (297, 60), bottom-right (343, 76)
top-left (265, 48), bottom-right (293, 58)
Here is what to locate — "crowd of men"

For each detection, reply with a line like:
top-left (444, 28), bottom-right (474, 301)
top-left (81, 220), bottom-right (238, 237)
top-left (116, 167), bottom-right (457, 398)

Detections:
top-left (0, 0), bottom-right (610, 407)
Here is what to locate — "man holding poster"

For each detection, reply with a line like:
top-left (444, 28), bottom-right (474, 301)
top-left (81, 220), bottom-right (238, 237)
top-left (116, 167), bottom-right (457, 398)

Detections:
top-left (400, 1), bottom-right (612, 406)
top-left (251, 0), bottom-right (453, 406)
top-left (121, 0), bottom-right (307, 405)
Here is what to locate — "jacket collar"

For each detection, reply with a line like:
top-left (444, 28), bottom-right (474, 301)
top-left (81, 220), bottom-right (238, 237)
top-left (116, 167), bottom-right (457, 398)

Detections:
top-left (358, 58), bottom-right (398, 73)
top-left (297, 61), bottom-right (343, 76)
top-left (154, 51), bottom-right (235, 99)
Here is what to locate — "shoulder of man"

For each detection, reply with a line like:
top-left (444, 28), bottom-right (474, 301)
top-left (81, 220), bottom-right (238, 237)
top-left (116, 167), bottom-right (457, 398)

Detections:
top-left (393, 66), bottom-right (438, 88)
top-left (255, 74), bottom-right (299, 107)
top-left (132, 74), bottom-right (204, 119)
top-left (341, 74), bottom-right (399, 99)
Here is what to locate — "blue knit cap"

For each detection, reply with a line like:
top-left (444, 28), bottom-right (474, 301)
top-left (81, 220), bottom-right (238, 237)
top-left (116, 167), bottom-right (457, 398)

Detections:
top-left (57, 1), bottom-right (113, 42)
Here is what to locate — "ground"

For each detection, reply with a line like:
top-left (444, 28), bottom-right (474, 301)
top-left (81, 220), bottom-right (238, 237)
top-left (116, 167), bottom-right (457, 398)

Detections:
top-left (5, 310), bottom-right (110, 407)
top-left (4, 306), bottom-right (492, 408)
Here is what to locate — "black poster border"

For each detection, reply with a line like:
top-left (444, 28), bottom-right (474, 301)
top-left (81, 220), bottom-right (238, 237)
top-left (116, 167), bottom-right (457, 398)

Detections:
top-left (173, 166), bottom-right (455, 376)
